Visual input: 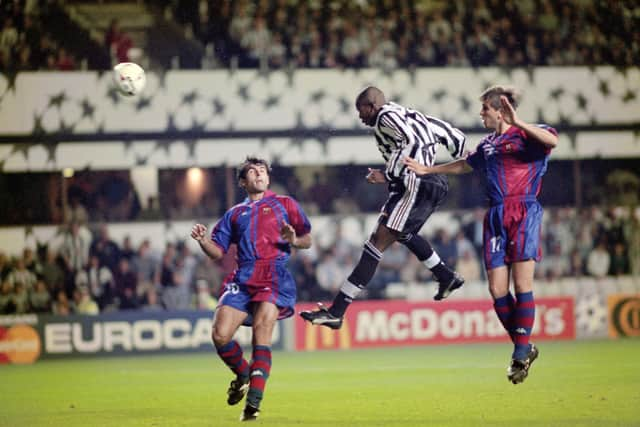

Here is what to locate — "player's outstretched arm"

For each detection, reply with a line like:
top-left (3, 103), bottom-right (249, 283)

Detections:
top-left (280, 223), bottom-right (312, 249)
top-left (500, 96), bottom-right (558, 148)
top-left (191, 223), bottom-right (224, 260)
top-left (403, 157), bottom-right (472, 175)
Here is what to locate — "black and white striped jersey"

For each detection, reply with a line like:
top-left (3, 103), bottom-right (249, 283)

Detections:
top-left (373, 102), bottom-right (467, 182)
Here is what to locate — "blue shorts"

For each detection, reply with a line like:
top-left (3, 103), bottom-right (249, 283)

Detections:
top-left (483, 197), bottom-right (543, 270)
top-left (218, 260), bottom-right (296, 326)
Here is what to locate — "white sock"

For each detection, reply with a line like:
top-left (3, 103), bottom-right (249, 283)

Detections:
top-left (423, 252), bottom-right (441, 269)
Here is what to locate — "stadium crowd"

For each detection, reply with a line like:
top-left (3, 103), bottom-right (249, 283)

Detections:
top-left (1, 0), bottom-right (638, 72)
top-left (0, 203), bottom-right (637, 316)
top-left (170, 0), bottom-right (637, 69)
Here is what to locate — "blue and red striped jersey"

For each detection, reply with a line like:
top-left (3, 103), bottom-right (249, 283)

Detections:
top-left (466, 124), bottom-right (557, 205)
top-left (210, 190), bottom-right (311, 263)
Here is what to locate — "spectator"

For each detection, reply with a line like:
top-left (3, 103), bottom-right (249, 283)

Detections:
top-left (0, 281), bottom-right (15, 314)
top-left (30, 279), bottom-right (51, 313)
top-left (140, 287), bottom-right (163, 312)
top-left (0, 251), bottom-right (10, 282)
top-left (105, 18), bottom-right (133, 64)
top-left (540, 244), bottom-right (570, 281)
top-left (74, 285), bottom-right (99, 315)
top-left (113, 258), bottom-right (138, 310)
top-left (120, 236), bottom-right (136, 261)
top-left (12, 282), bottom-right (30, 314)
top-left (586, 239), bottom-right (611, 278)
top-left (132, 239), bottom-right (159, 297)
top-left (239, 15), bottom-right (271, 67)
top-left (194, 279), bottom-right (216, 310)
top-left (75, 255), bottom-right (114, 310)
top-left (40, 249), bottom-right (65, 295)
top-left (315, 248), bottom-right (345, 297)
top-left (159, 248), bottom-right (176, 288)
top-left (52, 289), bottom-right (72, 315)
top-left (0, 17), bottom-right (18, 67)
top-left (22, 247), bottom-right (42, 276)
top-left (6, 258), bottom-right (37, 291)
top-left (624, 214), bottom-right (640, 276)
top-left (267, 33), bottom-right (286, 68)
top-left (90, 224), bottom-right (121, 272)
top-left (432, 228), bottom-right (458, 269)
top-left (193, 255), bottom-right (223, 297)
top-left (568, 248), bottom-right (585, 277)
top-left (59, 221), bottom-right (90, 286)
top-left (56, 47), bottom-right (76, 70)
top-left (455, 248), bottom-right (482, 282)
top-left (289, 250), bottom-right (318, 302)
top-left (609, 242), bottom-right (629, 276)
top-left (164, 256), bottom-right (193, 310)
top-left (176, 243), bottom-right (197, 290)
top-left (372, 243), bottom-right (407, 290)
top-left (64, 195), bottom-right (90, 226)
top-left (104, 19), bottom-right (121, 54)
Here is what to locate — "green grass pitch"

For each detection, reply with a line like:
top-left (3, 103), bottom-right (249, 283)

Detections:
top-left (1, 339), bottom-right (639, 426)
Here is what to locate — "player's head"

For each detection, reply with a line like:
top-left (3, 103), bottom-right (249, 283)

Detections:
top-left (355, 86), bottom-right (386, 127)
top-left (479, 85), bottom-right (520, 129)
top-left (237, 156), bottom-right (271, 194)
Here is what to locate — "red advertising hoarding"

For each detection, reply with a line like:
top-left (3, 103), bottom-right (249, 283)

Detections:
top-left (295, 298), bottom-right (575, 351)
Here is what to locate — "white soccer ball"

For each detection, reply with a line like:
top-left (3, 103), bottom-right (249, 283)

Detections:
top-left (113, 62), bottom-right (146, 96)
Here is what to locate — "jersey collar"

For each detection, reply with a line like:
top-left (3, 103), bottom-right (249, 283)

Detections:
top-left (244, 190), bottom-right (276, 204)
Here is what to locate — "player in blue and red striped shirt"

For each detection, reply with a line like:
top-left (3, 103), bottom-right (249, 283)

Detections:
top-left (404, 85), bottom-right (558, 384)
top-left (191, 157), bottom-right (312, 421)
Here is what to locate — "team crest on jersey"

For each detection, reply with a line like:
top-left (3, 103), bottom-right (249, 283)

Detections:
top-left (483, 143), bottom-right (496, 157)
top-left (262, 207), bottom-right (271, 214)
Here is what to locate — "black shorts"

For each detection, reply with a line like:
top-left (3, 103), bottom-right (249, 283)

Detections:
top-left (379, 174), bottom-right (448, 234)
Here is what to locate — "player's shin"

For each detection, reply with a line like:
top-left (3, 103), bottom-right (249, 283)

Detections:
top-left (216, 340), bottom-right (250, 379)
top-left (329, 241), bottom-right (381, 318)
top-left (246, 345), bottom-right (272, 409)
top-left (493, 293), bottom-right (516, 343)
top-left (512, 291), bottom-right (535, 360)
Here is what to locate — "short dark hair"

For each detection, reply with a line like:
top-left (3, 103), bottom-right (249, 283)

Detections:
top-left (355, 86), bottom-right (385, 108)
top-left (479, 85), bottom-right (520, 110)
top-left (236, 156), bottom-right (271, 181)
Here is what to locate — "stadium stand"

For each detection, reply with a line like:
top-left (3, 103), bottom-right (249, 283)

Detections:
top-left (0, 0), bottom-right (638, 316)
top-left (0, 202), bottom-right (638, 315)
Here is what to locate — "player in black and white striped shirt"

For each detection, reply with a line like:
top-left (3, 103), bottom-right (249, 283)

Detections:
top-left (301, 86), bottom-right (466, 329)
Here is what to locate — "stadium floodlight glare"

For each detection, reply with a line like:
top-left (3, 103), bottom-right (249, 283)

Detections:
top-left (187, 167), bottom-right (204, 185)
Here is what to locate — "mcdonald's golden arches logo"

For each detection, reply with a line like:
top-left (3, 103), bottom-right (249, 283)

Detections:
top-left (304, 318), bottom-right (351, 351)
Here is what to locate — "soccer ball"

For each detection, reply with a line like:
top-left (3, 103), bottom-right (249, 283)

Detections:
top-left (113, 62), bottom-right (146, 96)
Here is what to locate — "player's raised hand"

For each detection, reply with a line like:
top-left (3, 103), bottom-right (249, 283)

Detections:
top-left (366, 168), bottom-right (386, 184)
top-left (499, 95), bottom-right (519, 126)
top-left (403, 157), bottom-right (431, 175)
top-left (191, 224), bottom-right (207, 242)
top-left (280, 223), bottom-right (296, 245)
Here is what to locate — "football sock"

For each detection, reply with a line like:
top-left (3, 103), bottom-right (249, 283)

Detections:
top-left (513, 291), bottom-right (536, 360)
top-left (493, 293), bottom-right (516, 343)
top-left (216, 340), bottom-right (250, 379)
top-left (329, 240), bottom-right (382, 318)
top-left (400, 233), bottom-right (454, 282)
top-left (246, 345), bottom-right (272, 409)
